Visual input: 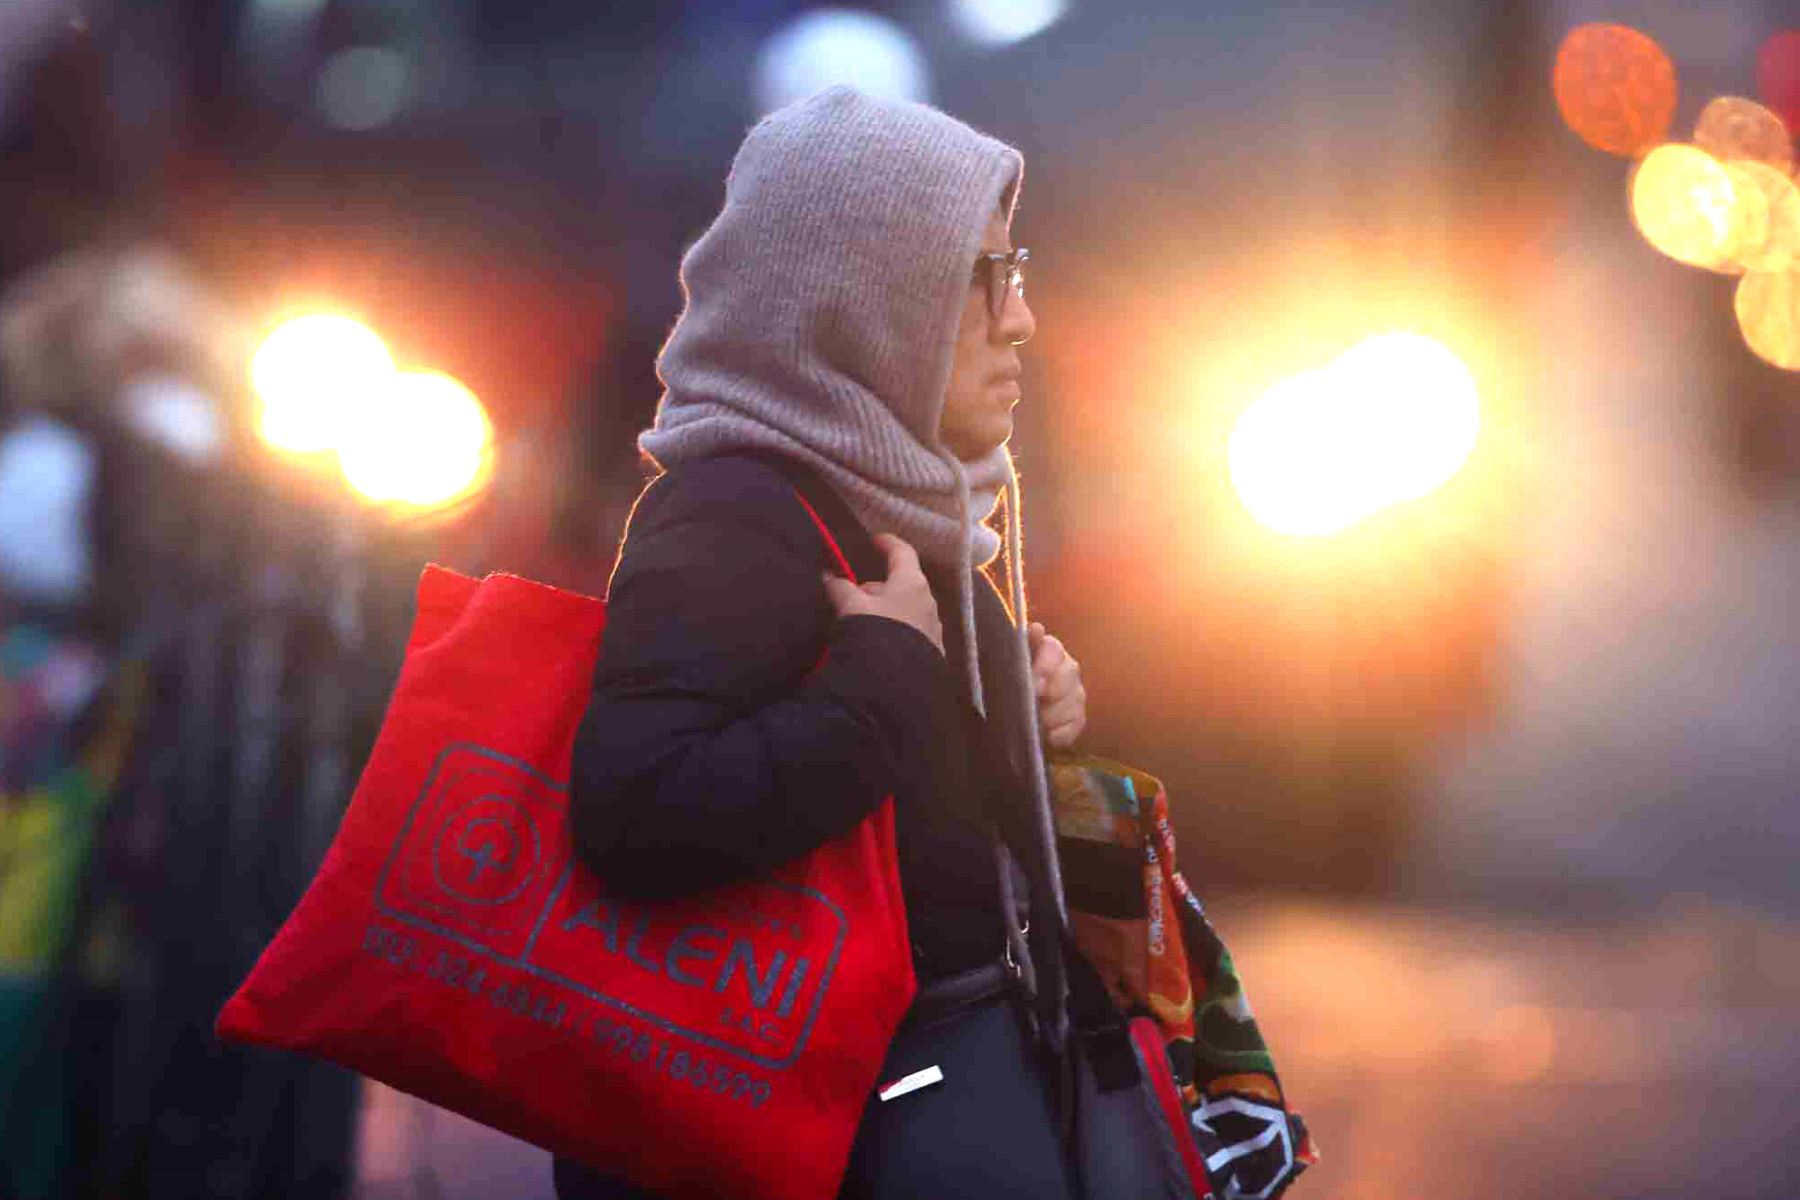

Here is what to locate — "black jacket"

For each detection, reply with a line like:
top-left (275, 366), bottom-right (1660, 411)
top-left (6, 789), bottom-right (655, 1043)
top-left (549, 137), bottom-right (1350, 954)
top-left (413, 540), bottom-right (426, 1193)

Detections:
top-left (567, 449), bottom-right (1036, 982)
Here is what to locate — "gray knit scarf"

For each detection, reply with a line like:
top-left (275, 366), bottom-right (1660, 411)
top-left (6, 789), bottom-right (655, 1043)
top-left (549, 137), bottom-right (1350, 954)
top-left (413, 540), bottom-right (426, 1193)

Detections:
top-left (639, 86), bottom-right (1069, 991)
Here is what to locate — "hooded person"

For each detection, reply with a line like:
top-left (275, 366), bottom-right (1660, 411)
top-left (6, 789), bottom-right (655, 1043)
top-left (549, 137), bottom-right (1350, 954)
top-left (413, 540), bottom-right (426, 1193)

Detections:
top-left (558, 86), bottom-right (1089, 1199)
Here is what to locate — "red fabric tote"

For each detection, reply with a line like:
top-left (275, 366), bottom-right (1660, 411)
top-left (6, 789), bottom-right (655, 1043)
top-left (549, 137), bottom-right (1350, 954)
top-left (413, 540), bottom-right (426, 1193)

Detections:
top-left (217, 500), bottom-right (917, 1200)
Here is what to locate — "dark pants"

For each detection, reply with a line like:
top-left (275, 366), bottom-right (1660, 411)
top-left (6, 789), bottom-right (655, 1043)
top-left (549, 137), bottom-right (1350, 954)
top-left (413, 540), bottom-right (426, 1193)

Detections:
top-left (553, 996), bottom-right (1078, 1200)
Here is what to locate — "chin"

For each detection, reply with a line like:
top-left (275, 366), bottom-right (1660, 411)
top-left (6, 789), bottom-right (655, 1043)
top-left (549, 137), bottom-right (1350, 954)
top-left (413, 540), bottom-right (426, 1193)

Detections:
top-left (960, 425), bottom-right (1012, 460)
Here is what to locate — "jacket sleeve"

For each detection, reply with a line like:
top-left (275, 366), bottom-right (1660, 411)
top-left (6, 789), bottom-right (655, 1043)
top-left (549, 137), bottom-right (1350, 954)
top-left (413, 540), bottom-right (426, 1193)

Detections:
top-left (567, 458), bottom-right (963, 901)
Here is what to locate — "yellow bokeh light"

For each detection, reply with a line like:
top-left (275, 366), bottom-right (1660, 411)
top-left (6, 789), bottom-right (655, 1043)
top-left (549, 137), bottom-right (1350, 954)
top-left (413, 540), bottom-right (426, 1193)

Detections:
top-left (1722, 160), bottom-right (1800, 274)
top-left (1734, 270), bottom-right (1800, 370)
top-left (1715, 161), bottom-right (1772, 272)
top-left (338, 370), bottom-right (493, 508)
top-left (251, 314), bottom-right (394, 454)
top-left (1694, 95), bottom-right (1794, 174)
top-left (1228, 333), bottom-right (1481, 538)
top-left (1629, 144), bottom-right (1740, 270)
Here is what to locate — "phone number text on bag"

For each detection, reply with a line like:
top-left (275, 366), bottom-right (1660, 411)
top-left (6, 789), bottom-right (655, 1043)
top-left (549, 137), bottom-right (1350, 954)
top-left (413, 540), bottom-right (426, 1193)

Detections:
top-left (359, 922), bottom-right (773, 1107)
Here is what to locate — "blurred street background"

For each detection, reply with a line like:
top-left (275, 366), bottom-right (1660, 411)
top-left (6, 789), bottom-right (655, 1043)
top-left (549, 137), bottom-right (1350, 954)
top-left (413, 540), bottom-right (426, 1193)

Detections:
top-left (0, 1), bottom-right (1796, 1198)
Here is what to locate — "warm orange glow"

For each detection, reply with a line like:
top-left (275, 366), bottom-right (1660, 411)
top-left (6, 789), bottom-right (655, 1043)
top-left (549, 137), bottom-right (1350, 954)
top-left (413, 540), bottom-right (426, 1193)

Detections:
top-left (1734, 270), bottom-right (1800, 370)
top-left (1484, 1005), bottom-right (1557, 1084)
top-left (337, 370), bottom-right (494, 508)
top-left (1228, 334), bottom-right (1480, 538)
top-left (251, 314), bottom-right (394, 454)
top-left (1694, 95), bottom-right (1794, 173)
top-left (1629, 144), bottom-right (1740, 270)
top-left (1553, 24), bottom-right (1678, 158)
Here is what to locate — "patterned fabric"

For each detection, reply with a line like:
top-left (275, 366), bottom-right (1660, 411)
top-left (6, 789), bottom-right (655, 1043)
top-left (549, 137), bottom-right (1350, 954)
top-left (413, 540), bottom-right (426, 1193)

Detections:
top-left (1050, 753), bottom-right (1319, 1200)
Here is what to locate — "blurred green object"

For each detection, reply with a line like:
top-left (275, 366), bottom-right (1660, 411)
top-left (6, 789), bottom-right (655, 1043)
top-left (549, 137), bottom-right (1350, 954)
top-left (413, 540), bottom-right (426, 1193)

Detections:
top-left (0, 767), bottom-right (104, 1200)
top-left (0, 630), bottom-right (140, 1200)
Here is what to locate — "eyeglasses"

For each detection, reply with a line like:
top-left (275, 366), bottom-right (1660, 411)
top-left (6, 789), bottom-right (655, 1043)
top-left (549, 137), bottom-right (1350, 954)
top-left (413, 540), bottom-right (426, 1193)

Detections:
top-left (973, 248), bottom-right (1029, 321)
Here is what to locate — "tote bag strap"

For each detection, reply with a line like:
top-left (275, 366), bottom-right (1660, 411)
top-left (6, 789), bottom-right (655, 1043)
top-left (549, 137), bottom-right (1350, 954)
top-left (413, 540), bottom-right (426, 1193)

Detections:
top-left (791, 490), bottom-right (857, 584)
top-left (788, 487), bottom-right (1044, 1028)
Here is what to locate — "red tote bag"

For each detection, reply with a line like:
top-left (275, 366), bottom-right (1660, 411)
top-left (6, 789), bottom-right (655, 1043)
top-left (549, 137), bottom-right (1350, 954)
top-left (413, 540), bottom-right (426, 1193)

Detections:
top-left (217, 500), bottom-right (917, 1200)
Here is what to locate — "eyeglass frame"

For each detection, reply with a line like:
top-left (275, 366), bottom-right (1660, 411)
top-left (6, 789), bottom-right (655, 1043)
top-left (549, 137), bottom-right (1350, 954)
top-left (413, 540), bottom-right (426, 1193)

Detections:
top-left (973, 247), bottom-right (1030, 322)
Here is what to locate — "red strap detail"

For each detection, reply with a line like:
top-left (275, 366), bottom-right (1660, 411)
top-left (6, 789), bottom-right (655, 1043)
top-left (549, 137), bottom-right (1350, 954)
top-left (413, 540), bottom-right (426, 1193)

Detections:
top-left (1128, 1016), bottom-right (1214, 1198)
top-left (793, 490), bottom-right (857, 584)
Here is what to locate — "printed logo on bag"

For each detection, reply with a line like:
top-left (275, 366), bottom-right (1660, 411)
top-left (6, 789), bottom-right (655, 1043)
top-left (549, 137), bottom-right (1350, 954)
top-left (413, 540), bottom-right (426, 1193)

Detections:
top-left (376, 745), bottom-right (567, 960)
top-left (374, 743), bottom-right (849, 1071)
top-left (529, 856), bottom-right (848, 1070)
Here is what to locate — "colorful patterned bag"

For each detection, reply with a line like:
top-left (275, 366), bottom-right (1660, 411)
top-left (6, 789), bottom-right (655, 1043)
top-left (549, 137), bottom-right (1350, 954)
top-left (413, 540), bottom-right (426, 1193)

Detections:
top-left (1052, 753), bottom-right (1319, 1200)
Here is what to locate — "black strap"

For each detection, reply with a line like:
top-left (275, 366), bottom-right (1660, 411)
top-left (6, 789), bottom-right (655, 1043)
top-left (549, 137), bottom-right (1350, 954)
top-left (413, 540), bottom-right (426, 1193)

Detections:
top-left (906, 960), bottom-right (1013, 1029)
top-left (1060, 927), bottom-right (1140, 1094)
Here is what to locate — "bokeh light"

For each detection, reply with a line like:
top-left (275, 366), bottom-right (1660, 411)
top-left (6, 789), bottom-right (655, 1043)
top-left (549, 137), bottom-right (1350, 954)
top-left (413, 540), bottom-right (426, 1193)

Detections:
top-left (1628, 144), bottom-right (1740, 271)
top-left (251, 314), bottom-right (394, 455)
top-left (947, 0), bottom-right (1069, 47)
top-left (1734, 270), bottom-right (1800, 370)
top-left (1693, 96), bottom-right (1793, 174)
top-left (1758, 30), bottom-right (1800, 136)
top-left (752, 9), bottom-right (929, 114)
top-left (121, 375), bottom-right (223, 465)
top-left (337, 370), bottom-right (493, 508)
top-left (1229, 370), bottom-right (1354, 538)
top-left (1713, 160), bottom-right (1772, 272)
top-left (1721, 160), bottom-right (1800, 274)
top-left (1553, 24), bottom-right (1678, 158)
top-left (315, 46), bottom-right (411, 132)
top-left (1331, 333), bottom-right (1482, 506)
top-left (1229, 334), bottom-right (1481, 538)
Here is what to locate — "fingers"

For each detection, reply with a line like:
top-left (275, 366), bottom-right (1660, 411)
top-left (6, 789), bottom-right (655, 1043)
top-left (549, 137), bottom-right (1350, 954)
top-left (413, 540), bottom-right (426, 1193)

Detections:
top-left (1043, 710), bottom-right (1087, 749)
top-left (1032, 631), bottom-right (1066, 693)
top-left (828, 537), bottom-right (943, 655)
top-left (821, 570), bottom-right (865, 614)
top-left (1028, 624), bottom-right (1085, 748)
top-left (1039, 683), bottom-right (1085, 730)
top-left (871, 532), bottom-right (923, 582)
top-left (1040, 671), bottom-right (1086, 746)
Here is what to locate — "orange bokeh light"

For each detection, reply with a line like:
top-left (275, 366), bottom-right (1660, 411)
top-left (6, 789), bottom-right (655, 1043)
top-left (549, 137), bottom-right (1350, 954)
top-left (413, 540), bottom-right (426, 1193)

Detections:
top-left (1693, 95), bottom-right (1794, 174)
top-left (1554, 24), bottom-right (1678, 158)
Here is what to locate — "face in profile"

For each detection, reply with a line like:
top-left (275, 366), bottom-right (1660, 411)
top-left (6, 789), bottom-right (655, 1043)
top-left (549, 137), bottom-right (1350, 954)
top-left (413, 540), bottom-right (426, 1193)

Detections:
top-left (938, 205), bottom-right (1036, 462)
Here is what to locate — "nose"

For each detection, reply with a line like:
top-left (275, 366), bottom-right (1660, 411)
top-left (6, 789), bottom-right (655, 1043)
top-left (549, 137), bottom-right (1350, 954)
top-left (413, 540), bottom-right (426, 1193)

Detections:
top-left (997, 289), bottom-right (1036, 347)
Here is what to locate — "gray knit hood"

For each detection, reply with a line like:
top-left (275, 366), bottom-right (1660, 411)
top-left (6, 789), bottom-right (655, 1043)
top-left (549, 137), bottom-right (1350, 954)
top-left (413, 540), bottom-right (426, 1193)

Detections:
top-left (641, 84), bottom-right (1019, 570)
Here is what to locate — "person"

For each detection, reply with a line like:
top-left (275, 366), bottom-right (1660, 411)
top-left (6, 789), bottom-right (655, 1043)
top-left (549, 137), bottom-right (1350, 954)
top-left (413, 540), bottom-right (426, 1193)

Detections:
top-left (555, 86), bottom-right (1090, 1199)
